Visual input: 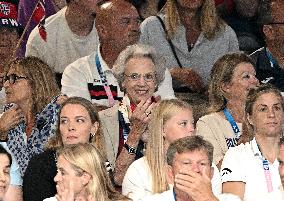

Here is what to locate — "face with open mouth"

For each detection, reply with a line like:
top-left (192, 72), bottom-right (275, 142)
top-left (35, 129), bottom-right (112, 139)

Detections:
top-left (0, 28), bottom-right (18, 68)
top-left (122, 56), bottom-right (157, 105)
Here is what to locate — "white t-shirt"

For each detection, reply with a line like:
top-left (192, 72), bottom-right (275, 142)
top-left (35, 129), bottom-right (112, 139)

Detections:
top-left (122, 156), bottom-right (221, 201)
top-left (140, 187), bottom-right (241, 201)
top-left (43, 196), bottom-right (56, 201)
top-left (61, 46), bottom-right (175, 106)
top-left (221, 138), bottom-right (282, 201)
top-left (26, 7), bottom-right (99, 73)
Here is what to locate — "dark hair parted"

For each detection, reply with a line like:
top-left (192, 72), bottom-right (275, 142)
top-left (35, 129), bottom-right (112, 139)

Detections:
top-left (6, 56), bottom-right (60, 115)
top-left (166, 135), bottom-right (214, 166)
top-left (208, 52), bottom-right (254, 113)
top-left (240, 84), bottom-right (284, 143)
top-left (0, 145), bottom-right (12, 167)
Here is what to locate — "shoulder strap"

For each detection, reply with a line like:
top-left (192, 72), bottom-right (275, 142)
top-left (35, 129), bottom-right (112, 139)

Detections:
top-left (156, 15), bottom-right (183, 68)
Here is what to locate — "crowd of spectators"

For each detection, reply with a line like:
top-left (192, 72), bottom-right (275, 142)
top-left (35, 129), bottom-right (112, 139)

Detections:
top-left (0, 0), bottom-right (284, 201)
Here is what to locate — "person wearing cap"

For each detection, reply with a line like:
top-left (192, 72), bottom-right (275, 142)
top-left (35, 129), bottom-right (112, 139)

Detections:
top-left (25, 0), bottom-right (99, 86)
top-left (0, 0), bottom-right (21, 93)
top-left (17, 0), bottom-right (67, 57)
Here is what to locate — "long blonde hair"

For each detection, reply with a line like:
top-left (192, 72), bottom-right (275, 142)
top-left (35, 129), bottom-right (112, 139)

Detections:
top-left (57, 144), bottom-right (129, 201)
top-left (165, 0), bottom-right (224, 39)
top-left (146, 99), bottom-right (193, 193)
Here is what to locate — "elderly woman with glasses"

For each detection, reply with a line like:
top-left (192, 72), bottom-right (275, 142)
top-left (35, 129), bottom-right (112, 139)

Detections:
top-left (0, 56), bottom-right (63, 178)
top-left (99, 43), bottom-right (166, 186)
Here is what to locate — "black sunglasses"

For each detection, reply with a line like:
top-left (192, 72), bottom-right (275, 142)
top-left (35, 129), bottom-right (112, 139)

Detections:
top-left (3, 74), bottom-right (28, 84)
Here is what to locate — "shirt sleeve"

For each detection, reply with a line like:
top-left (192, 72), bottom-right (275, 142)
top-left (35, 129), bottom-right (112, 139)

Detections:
top-left (122, 158), bottom-right (152, 200)
top-left (155, 69), bottom-right (176, 100)
top-left (196, 118), bottom-right (225, 165)
top-left (217, 193), bottom-right (242, 201)
top-left (61, 62), bottom-right (92, 101)
top-left (221, 146), bottom-right (246, 183)
top-left (25, 27), bottom-right (48, 63)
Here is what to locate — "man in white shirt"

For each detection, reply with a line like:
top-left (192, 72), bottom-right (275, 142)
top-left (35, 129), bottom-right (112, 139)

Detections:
top-left (142, 136), bottom-right (241, 201)
top-left (26, 0), bottom-right (99, 85)
top-left (61, 0), bottom-right (175, 108)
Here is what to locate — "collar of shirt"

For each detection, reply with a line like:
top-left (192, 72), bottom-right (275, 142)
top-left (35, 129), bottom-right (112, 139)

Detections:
top-left (96, 44), bottom-right (112, 73)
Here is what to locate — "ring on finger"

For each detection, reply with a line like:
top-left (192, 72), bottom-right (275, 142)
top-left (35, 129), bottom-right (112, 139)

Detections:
top-left (145, 111), bottom-right (151, 116)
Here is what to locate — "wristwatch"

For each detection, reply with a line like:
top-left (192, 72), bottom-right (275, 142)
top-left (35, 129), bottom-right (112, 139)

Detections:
top-left (124, 143), bottom-right (137, 155)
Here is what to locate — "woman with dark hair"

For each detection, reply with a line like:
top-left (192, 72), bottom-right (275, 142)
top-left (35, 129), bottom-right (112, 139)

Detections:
top-left (0, 144), bottom-right (12, 201)
top-left (23, 97), bottom-right (104, 201)
top-left (0, 142), bottom-right (22, 201)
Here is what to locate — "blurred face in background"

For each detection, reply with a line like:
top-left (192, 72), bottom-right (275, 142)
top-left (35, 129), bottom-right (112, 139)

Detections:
top-left (0, 154), bottom-right (10, 199)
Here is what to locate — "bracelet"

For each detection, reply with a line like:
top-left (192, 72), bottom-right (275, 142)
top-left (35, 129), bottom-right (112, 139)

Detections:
top-left (124, 143), bottom-right (137, 155)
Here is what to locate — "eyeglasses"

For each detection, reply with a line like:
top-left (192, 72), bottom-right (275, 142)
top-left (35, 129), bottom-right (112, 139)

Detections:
top-left (268, 22), bottom-right (284, 26)
top-left (4, 74), bottom-right (28, 84)
top-left (124, 72), bottom-right (156, 82)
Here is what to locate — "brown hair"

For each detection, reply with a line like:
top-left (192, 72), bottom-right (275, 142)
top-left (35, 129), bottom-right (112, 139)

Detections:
top-left (240, 84), bottom-right (284, 143)
top-left (6, 56), bottom-right (60, 115)
top-left (45, 97), bottom-right (107, 158)
top-left (166, 135), bottom-right (213, 166)
top-left (208, 53), bottom-right (254, 113)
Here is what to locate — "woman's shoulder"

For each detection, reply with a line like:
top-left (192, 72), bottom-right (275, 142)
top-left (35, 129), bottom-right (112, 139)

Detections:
top-left (197, 112), bottom-right (224, 124)
top-left (28, 149), bottom-right (56, 168)
top-left (128, 156), bottom-right (148, 169)
top-left (99, 104), bottom-right (120, 119)
top-left (141, 15), bottom-right (164, 28)
top-left (224, 140), bottom-right (253, 158)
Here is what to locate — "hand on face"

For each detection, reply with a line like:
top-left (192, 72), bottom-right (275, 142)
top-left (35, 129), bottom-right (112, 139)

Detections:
top-left (129, 97), bottom-right (157, 135)
top-left (174, 168), bottom-right (214, 201)
top-left (0, 104), bottom-right (24, 134)
top-left (55, 176), bottom-right (93, 201)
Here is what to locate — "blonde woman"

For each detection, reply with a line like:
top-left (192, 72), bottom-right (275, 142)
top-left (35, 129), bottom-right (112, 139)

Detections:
top-left (140, 0), bottom-right (239, 91)
top-left (44, 143), bottom-right (129, 201)
top-left (122, 99), bottom-right (221, 200)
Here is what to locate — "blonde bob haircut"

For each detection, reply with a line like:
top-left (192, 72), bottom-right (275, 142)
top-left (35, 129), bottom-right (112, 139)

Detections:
top-left (57, 144), bottom-right (129, 201)
top-left (146, 99), bottom-right (193, 194)
top-left (165, 0), bottom-right (224, 39)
